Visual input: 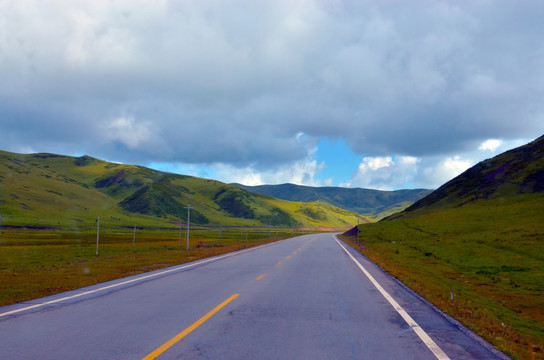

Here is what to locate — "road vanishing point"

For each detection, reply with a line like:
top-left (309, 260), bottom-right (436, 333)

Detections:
top-left (0, 233), bottom-right (507, 359)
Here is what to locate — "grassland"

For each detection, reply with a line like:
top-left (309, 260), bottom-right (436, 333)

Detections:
top-left (0, 225), bottom-right (306, 306)
top-left (341, 193), bottom-right (544, 360)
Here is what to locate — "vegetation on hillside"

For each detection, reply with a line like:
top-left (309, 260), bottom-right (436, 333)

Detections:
top-left (342, 135), bottom-right (544, 359)
top-left (234, 183), bottom-right (432, 220)
top-left (0, 150), bottom-right (364, 229)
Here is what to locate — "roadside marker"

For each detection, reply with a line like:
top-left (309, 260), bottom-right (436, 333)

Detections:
top-left (96, 216), bottom-right (100, 256)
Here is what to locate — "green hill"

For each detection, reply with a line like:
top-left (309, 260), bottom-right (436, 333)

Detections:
top-left (234, 183), bottom-right (432, 220)
top-left (0, 150), bottom-right (364, 229)
top-left (402, 134), bottom-right (544, 214)
top-left (343, 135), bottom-right (544, 359)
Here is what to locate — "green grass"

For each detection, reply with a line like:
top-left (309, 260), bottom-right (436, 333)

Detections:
top-left (341, 193), bottom-right (544, 359)
top-left (0, 226), bottom-right (305, 306)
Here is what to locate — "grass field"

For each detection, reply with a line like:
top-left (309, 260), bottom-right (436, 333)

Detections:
top-left (340, 193), bottom-right (544, 360)
top-left (0, 225), bottom-right (306, 307)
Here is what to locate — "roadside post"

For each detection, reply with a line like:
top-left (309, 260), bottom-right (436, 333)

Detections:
top-left (96, 216), bottom-right (100, 256)
top-left (178, 217), bottom-right (182, 248)
top-left (185, 205), bottom-right (191, 250)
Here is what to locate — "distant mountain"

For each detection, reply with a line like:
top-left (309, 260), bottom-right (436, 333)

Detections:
top-left (403, 134), bottom-right (544, 214)
top-left (233, 183), bottom-right (432, 220)
top-left (0, 150), bottom-right (364, 229)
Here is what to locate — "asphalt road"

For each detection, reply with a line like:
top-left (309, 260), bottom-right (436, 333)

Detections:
top-left (0, 233), bottom-right (508, 359)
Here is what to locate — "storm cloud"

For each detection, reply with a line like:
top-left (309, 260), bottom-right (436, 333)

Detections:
top-left (1, 0), bottom-right (543, 182)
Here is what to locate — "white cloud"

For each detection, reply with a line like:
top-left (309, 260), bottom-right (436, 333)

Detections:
top-left (479, 139), bottom-right (502, 152)
top-left (346, 156), bottom-right (419, 190)
top-left (425, 156), bottom-right (472, 186)
top-left (1, 0), bottom-right (543, 189)
top-left (106, 116), bottom-right (155, 149)
top-left (213, 153), bottom-right (326, 186)
top-left (363, 156), bottom-right (393, 171)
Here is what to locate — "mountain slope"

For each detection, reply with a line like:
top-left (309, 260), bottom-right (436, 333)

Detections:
top-left (403, 134), bottom-right (544, 214)
top-left (0, 150), bottom-right (364, 229)
top-left (345, 134), bottom-right (544, 358)
top-left (234, 183), bottom-right (432, 220)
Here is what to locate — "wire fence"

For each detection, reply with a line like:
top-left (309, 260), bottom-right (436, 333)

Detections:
top-left (0, 214), bottom-right (312, 249)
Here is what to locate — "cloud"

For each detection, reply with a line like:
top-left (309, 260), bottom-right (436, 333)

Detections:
top-left (1, 0), bottom-right (543, 185)
top-left (213, 150), bottom-right (326, 186)
top-left (345, 156), bottom-right (419, 190)
top-left (344, 137), bottom-right (531, 190)
top-left (419, 156), bottom-right (473, 188)
top-left (106, 116), bottom-right (156, 149)
top-left (479, 139), bottom-right (502, 152)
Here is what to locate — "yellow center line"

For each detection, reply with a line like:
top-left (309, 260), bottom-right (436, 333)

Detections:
top-left (292, 251), bottom-right (297, 254)
top-left (285, 255), bottom-right (291, 259)
top-left (142, 293), bottom-right (239, 360)
top-left (275, 261), bottom-right (282, 267)
top-left (256, 274), bottom-right (267, 281)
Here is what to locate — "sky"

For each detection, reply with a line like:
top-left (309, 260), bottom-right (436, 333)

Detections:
top-left (1, 0), bottom-right (543, 190)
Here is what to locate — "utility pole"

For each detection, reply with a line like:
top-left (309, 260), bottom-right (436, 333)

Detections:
top-left (96, 216), bottom-right (100, 256)
top-left (185, 205), bottom-right (191, 250)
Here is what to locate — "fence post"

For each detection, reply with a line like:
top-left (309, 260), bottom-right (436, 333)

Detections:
top-left (178, 217), bottom-right (182, 248)
top-left (96, 216), bottom-right (100, 256)
top-left (133, 225), bottom-right (136, 247)
top-left (185, 205), bottom-right (191, 250)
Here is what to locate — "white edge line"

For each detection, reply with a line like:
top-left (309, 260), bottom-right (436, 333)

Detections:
top-left (0, 242), bottom-right (275, 318)
top-left (334, 235), bottom-right (450, 360)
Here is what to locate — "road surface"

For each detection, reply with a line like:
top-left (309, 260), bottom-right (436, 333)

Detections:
top-left (0, 233), bottom-right (508, 359)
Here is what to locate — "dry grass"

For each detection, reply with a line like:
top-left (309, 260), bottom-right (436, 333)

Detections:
top-left (0, 228), bottom-right (292, 306)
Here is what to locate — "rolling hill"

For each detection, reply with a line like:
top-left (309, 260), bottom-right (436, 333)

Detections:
top-left (400, 134), bottom-right (544, 214)
top-left (0, 150), bottom-right (364, 229)
top-left (234, 183), bottom-right (432, 220)
top-left (344, 134), bottom-right (544, 359)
